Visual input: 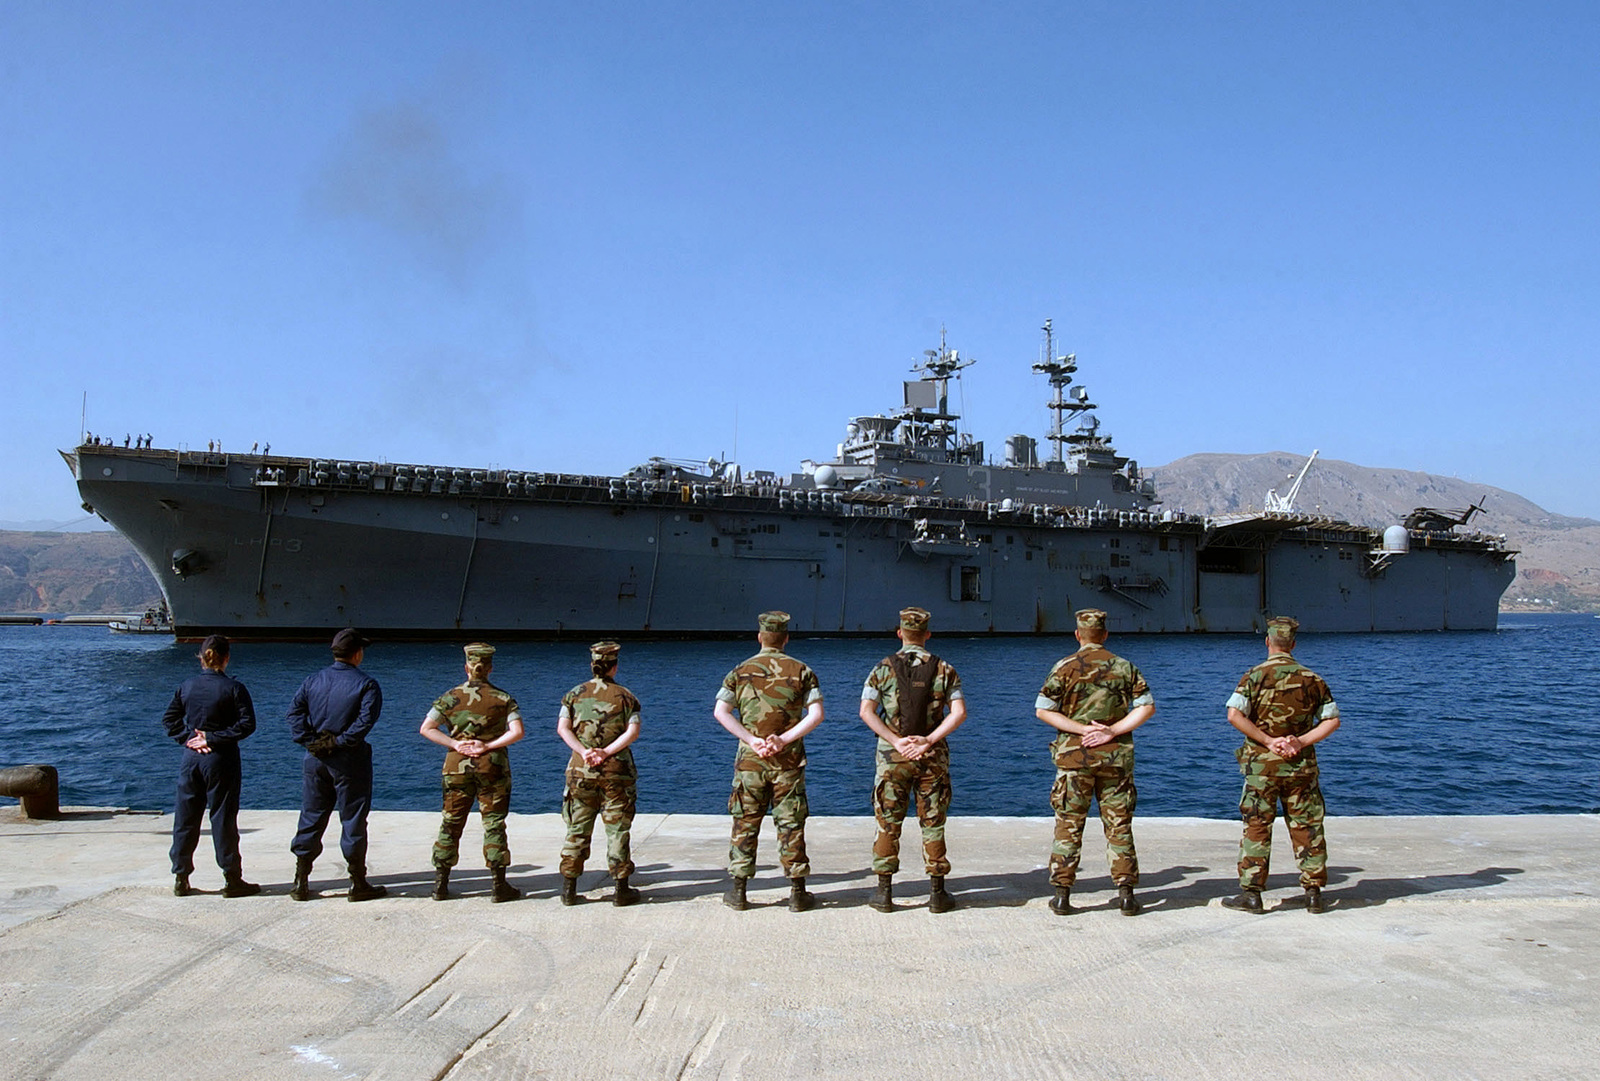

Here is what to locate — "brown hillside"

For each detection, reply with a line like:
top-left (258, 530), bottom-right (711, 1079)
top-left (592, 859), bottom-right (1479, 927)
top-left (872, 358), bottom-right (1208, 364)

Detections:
top-left (0, 531), bottom-right (161, 614)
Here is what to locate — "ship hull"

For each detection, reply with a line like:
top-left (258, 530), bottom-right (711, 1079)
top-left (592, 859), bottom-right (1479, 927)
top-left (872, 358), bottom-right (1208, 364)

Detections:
top-left (70, 447), bottom-right (1515, 640)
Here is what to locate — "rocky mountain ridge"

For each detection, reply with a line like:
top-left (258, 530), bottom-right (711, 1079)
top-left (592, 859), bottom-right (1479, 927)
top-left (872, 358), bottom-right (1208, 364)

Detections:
top-left (0, 530), bottom-right (162, 614)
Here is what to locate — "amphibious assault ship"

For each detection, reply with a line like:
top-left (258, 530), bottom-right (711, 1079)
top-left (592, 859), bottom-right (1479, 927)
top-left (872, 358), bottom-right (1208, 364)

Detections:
top-left (64, 323), bottom-right (1516, 640)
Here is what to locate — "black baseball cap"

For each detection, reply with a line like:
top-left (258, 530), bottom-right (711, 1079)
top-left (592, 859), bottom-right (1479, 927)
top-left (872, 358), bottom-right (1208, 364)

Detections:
top-left (331, 627), bottom-right (370, 657)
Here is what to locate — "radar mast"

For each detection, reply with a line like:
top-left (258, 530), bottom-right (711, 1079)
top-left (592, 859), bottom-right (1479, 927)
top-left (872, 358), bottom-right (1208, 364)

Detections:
top-left (894, 326), bottom-right (975, 459)
top-left (912, 325), bottom-right (973, 415)
top-left (1031, 318), bottom-right (1098, 462)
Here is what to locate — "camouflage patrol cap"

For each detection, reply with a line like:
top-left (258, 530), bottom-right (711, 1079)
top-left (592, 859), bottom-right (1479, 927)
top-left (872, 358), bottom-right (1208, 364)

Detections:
top-left (899, 607), bottom-right (931, 632)
top-left (464, 642), bottom-right (496, 662)
top-left (1267, 616), bottom-right (1299, 643)
top-left (1075, 609), bottom-right (1108, 630)
top-left (589, 640), bottom-right (621, 660)
top-left (758, 610), bottom-right (791, 632)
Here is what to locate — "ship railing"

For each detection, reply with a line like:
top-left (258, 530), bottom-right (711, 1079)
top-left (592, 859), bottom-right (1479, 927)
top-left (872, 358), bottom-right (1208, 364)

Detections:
top-left (1296, 524), bottom-right (1382, 545)
top-left (239, 458), bottom-right (1226, 538)
top-left (1409, 528), bottom-right (1512, 552)
top-left (169, 449), bottom-right (231, 477)
top-left (1116, 574), bottom-right (1170, 594)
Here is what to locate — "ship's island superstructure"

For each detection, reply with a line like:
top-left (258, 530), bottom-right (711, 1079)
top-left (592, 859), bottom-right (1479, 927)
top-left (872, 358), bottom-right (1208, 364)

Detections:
top-left (65, 323), bottom-right (1516, 640)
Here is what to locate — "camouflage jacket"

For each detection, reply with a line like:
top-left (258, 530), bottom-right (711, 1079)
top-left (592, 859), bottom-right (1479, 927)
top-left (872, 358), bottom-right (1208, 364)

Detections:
top-left (1036, 644), bottom-right (1153, 769)
top-left (433, 679), bottom-right (518, 778)
top-left (717, 647), bottom-right (822, 771)
top-left (1227, 651), bottom-right (1338, 768)
top-left (559, 677), bottom-right (641, 779)
top-left (861, 644), bottom-right (963, 760)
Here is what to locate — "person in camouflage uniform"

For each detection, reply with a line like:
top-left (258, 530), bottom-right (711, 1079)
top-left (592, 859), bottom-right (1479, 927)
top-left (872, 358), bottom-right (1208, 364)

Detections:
top-left (713, 610), bottom-right (825, 912)
top-left (556, 640), bottom-right (643, 907)
top-left (858, 606), bottom-right (967, 914)
top-left (1222, 616), bottom-right (1341, 915)
top-left (1035, 608), bottom-right (1156, 916)
top-left (419, 642), bottom-right (525, 903)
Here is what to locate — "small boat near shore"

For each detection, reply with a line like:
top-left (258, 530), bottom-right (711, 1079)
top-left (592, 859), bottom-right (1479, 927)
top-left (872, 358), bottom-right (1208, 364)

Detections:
top-left (108, 603), bottom-right (173, 635)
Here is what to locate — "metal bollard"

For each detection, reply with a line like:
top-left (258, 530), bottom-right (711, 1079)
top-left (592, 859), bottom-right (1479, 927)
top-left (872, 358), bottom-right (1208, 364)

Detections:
top-left (0, 764), bottom-right (60, 819)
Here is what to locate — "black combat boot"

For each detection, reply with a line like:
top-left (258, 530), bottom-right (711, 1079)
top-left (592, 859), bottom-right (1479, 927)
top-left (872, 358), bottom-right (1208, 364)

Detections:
top-left (928, 876), bottom-right (955, 913)
top-left (173, 873), bottom-right (193, 897)
top-left (1117, 884), bottom-right (1141, 916)
top-left (347, 864), bottom-right (387, 902)
top-left (1221, 888), bottom-right (1264, 913)
top-left (869, 874), bottom-right (894, 913)
top-left (788, 877), bottom-right (815, 912)
top-left (561, 875), bottom-right (580, 906)
top-left (612, 876), bottom-right (640, 907)
top-left (1049, 886), bottom-right (1072, 915)
top-left (1305, 886), bottom-right (1325, 914)
top-left (722, 876), bottom-right (748, 911)
top-left (490, 867), bottom-right (521, 903)
top-left (222, 872), bottom-right (261, 898)
top-left (289, 857), bottom-right (314, 902)
top-left (431, 867), bottom-right (450, 901)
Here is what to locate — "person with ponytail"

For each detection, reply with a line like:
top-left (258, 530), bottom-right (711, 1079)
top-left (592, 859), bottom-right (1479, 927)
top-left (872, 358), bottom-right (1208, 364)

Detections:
top-left (420, 642), bottom-right (525, 902)
top-left (555, 641), bottom-right (643, 906)
top-left (161, 633), bottom-right (260, 897)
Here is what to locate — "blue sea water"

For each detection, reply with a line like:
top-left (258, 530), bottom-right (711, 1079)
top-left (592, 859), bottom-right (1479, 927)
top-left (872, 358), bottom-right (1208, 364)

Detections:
top-left (2, 615), bottom-right (1596, 818)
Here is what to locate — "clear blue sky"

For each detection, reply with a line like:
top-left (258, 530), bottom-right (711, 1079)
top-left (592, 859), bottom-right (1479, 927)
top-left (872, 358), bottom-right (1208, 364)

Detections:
top-left (4, 1), bottom-right (1597, 524)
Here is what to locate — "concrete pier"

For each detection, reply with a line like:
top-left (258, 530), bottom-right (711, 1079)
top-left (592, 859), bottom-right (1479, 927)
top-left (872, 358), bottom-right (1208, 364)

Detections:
top-left (2, 810), bottom-right (1595, 1080)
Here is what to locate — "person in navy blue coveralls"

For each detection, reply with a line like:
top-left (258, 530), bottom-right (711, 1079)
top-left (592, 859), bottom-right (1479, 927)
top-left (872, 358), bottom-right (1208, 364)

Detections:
top-left (162, 634), bottom-right (260, 897)
top-left (287, 628), bottom-right (386, 902)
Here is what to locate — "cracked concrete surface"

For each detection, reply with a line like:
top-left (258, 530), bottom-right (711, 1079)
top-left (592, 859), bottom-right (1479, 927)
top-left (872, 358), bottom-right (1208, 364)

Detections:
top-left (2, 810), bottom-right (1595, 1079)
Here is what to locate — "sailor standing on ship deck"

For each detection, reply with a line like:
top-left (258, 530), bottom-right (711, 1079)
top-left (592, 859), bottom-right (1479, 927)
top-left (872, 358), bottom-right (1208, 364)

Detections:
top-left (286, 628), bottom-right (386, 902)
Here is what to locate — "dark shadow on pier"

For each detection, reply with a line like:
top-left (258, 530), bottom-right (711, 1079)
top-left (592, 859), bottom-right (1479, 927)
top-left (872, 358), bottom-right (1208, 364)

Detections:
top-left (1130, 864), bottom-right (1527, 913)
top-left (308, 863), bottom-right (1527, 909)
top-left (1309, 865), bottom-right (1525, 909)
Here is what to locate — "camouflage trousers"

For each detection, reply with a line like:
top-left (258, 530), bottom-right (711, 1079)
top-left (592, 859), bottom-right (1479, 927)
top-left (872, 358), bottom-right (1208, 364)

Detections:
top-left (1238, 761), bottom-right (1326, 889)
top-left (1049, 764), bottom-right (1138, 888)
top-left (560, 770), bottom-right (637, 879)
top-left (432, 772), bottom-right (511, 869)
top-left (728, 766), bottom-right (809, 879)
top-left (871, 747), bottom-right (951, 876)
